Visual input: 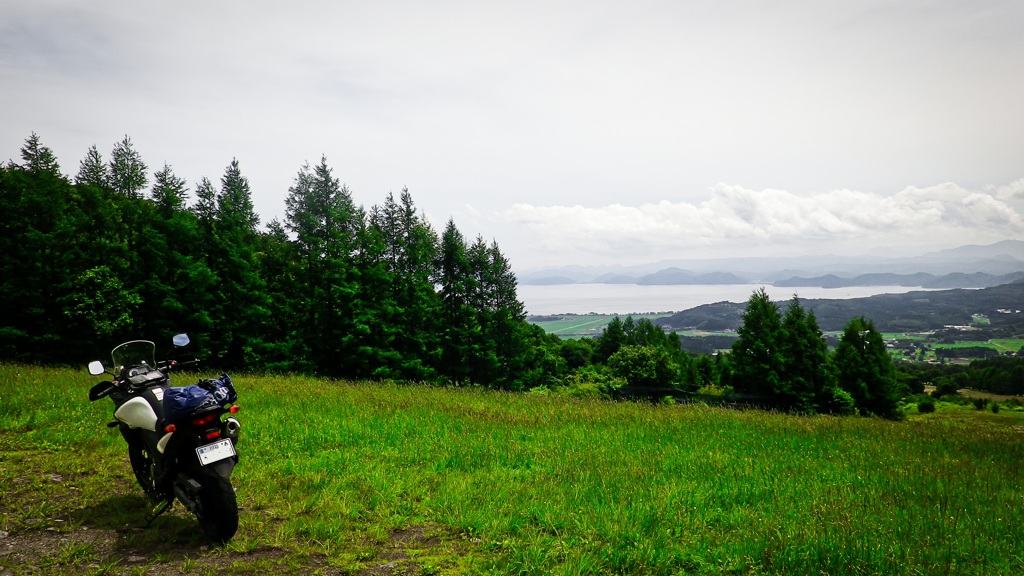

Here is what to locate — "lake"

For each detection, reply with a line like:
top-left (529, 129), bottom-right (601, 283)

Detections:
top-left (517, 283), bottom-right (934, 316)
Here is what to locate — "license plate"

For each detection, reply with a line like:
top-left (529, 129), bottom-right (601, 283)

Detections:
top-left (196, 439), bottom-right (236, 466)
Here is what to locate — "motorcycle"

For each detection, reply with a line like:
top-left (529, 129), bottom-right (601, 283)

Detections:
top-left (87, 334), bottom-right (242, 543)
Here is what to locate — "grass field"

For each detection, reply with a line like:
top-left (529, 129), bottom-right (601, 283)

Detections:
top-left (2, 363), bottom-right (1023, 575)
top-left (528, 314), bottom-right (671, 338)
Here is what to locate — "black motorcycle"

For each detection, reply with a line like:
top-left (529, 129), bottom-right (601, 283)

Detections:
top-left (87, 334), bottom-right (241, 543)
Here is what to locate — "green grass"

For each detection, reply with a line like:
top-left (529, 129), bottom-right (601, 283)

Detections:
top-left (2, 363), bottom-right (1024, 575)
top-left (528, 314), bottom-right (671, 338)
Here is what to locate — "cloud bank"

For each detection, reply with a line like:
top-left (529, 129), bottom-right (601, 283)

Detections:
top-left (502, 180), bottom-right (1024, 264)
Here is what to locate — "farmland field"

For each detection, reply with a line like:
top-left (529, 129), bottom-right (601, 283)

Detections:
top-left (2, 364), bottom-right (1023, 575)
top-left (527, 313), bottom-right (671, 338)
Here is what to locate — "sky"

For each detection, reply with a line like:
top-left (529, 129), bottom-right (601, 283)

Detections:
top-left (2, 0), bottom-right (1023, 272)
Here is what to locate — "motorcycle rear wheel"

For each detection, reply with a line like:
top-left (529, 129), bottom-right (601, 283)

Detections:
top-left (195, 476), bottom-right (238, 543)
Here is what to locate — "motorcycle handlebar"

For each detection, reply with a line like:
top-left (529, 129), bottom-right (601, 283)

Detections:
top-left (157, 355), bottom-right (199, 372)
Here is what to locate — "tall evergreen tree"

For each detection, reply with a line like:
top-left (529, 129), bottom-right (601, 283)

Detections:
top-left (192, 177), bottom-right (218, 224)
top-left (435, 218), bottom-right (479, 383)
top-left (284, 157), bottom-right (363, 375)
top-left (20, 132), bottom-right (62, 175)
top-left (834, 316), bottom-right (901, 419)
top-left (254, 219), bottom-right (306, 372)
top-left (0, 136), bottom-right (74, 359)
top-left (76, 145), bottom-right (109, 188)
top-left (730, 288), bottom-right (785, 404)
top-left (205, 159), bottom-right (269, 367)
top-left (150, 163), bottom-right (188, 216)
top-left (108, 135), bottom-right (148, 198)
top-left (779, 295), bottom-right (837, 413)
top-left (217, 159), bottom-right (259, 233)
top-left (597, 316), bottom-right (627, 362)
top-left (363, 189), bottom-right (440, 380)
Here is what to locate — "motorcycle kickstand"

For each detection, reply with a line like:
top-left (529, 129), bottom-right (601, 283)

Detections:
top-left (144, 498), bottom-right (173, 527)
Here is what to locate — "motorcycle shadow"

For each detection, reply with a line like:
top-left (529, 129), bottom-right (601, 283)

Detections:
top-left (71, 494), bottom-right (216, 552)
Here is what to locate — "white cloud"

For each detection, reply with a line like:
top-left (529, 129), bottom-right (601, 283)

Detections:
top-left (501, 181), bottom-right (1024, 264)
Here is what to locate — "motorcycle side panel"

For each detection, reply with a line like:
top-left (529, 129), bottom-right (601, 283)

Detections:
top-left (114, 397), bottom-right (159, 431)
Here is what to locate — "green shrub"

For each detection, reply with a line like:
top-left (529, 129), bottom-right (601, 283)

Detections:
top-left (931, 380), bottom-right (959, 399)
top-left (917, 398), bottom-right (936, 413)
top-left (973, 397), bottom-right (989, 410)
top-left (992, 402), bottom-right (1001, 414)
top-left (827, 387), bottom-right (858, 416)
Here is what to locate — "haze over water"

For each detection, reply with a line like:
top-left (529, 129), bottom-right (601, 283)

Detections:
top-left (519, 284), bottom-right (936, 316)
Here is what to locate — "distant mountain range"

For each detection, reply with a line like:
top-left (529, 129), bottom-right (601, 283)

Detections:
top-left (654, 280), bottom-right (1024, 334)
top-left (774, 271), bottom-right (1024, 289)
top-left (519, 239), bottom-right (1024, 290)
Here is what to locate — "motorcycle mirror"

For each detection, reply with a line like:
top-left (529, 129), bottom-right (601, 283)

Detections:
top-left (88, 361), bottom-right (105, 376)
top-left (172, 333), bottom-right (190, 348)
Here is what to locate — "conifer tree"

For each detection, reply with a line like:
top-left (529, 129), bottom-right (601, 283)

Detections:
top-left (206, 159), bottom-right (269, 367)
top-left (779, 295), bottom-right (836, 413)
top-left (363, 189), bottom-right (440, 380)
top-left (730, 288), bottom-right (785, 403)
top-left (76, 145), bottom-right (109, 188)
top-left (150, 163), bottom-right (188, 216)
top-left (598, 316), bottom-right (627, 362)
top-left (834, 316), bottom-right (901, 419)
top-left (108, 135), bottom-right (148, 198)
top-left (284, 157), bottom-right (363, 375)
top-left (20, 132), bottom-right (62, 176)
top-left (436, 218), bottom-right (479, 383)
top-left (192, 177), bottom-right (218, 224)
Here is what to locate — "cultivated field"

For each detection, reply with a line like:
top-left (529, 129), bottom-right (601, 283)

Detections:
top-left (1, 364), bottom-right (1022, 575)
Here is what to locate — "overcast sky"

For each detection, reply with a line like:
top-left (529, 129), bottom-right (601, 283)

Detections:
top-left (3, 0), bottom-right (1022, 271)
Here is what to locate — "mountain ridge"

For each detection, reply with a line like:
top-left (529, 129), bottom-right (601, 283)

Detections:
top-left (519, 240), bottom-right (1024, 288)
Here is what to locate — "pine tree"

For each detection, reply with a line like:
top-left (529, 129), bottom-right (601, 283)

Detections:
top-left (150, 163), bottom-right (188, 216)
top-left (435, 218), bottom-right (479, 383)
top-left (363, 189), bottom-right (440, 380)
top-left (834, 316), bottom-right (901, 419)
top-left (217, 158), bottom-right (259, 233)
top-left (0, 136), bottom-right (75, 359)
top-left (205, 159), bottom-right (269, 367)
top-left (108, 135), bottom-right (148, 198)
top-left (76, 145), bottom-right (109, 188)
top-left (192, 177), bottom-right (218, 224)
top-left (283, 157), bottom-right (363, 375)
top-left (598, 316), bottom-right (627, 362)
top-left (779, 295), bottom-right (837, 413)
top-left (19, 132), bottom-right (62, 175)
top-left (730, 288), bottom-right (785, 404)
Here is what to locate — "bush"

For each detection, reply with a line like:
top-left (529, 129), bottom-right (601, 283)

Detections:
top-left (973, 397), bottom-right (989, 410)
top-left (917, 398), bottom-right (936, 414)
top-left (931, 380), bottom-right (959, 399)
top-left (553, 367), bottom-right (625, 399)
top-left (991, 402), bottom-right (1001, 414)
top-left (826, 387), bottom-right (858, 417)
top-left (607, 345), bottom-right (677, 389)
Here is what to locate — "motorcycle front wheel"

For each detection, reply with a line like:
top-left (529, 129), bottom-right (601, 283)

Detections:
top-left (127, 441), bottom-right (158, 497)
top-left (195, 475), bottom-right (238, 543)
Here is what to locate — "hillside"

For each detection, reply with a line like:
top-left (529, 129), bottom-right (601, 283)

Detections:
top-left (656, 280), bottom-right (1024, 334)
top-left (3, 365), bottom-right (1023, 575)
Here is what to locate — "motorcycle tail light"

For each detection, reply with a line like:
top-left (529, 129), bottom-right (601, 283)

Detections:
top-left (229, 405), bottom-right (240, 414)
top-left (191, 413), bottom-right (218, 426)
top-left (164, 424), bottom-right (177, 433)
top-left (205, 430), bottom-right (221, 440)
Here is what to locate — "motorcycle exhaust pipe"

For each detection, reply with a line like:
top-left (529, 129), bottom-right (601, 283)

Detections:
top-left (224, 417), bottom-right (241, 440)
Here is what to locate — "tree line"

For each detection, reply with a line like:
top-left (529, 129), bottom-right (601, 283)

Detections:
top-left (0, 133), bottom-right (963, 419)
top-left (1, 133), bottom-right (552, 389)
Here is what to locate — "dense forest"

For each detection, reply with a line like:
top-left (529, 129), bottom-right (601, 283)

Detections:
top-left (2, 133), bottom-right (1020, 418)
